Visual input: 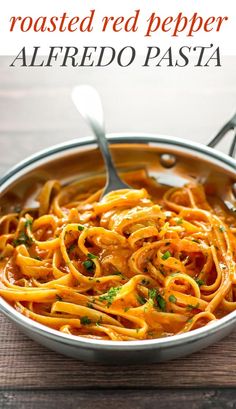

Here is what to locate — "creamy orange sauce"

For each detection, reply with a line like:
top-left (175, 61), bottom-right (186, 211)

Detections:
top-left (0, 170), bottom-right (236, 341)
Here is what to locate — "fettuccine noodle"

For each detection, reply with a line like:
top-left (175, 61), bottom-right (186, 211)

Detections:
top-left (0, 171), bottom-right (236, 341)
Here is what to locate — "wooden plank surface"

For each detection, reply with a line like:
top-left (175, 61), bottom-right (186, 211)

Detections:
top-left (1, 389), bottom-right (236, 409)
top-left (0, 55), bottom-right (236, 401)
top-left (1, 315), bottom-right (236, 389)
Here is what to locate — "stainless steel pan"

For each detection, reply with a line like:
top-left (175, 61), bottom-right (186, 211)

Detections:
top-left (0, 126), bottom-right (235, 363)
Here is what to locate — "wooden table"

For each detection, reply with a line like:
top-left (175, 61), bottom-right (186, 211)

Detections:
top-left (0, 56), bottom-right (236, 408)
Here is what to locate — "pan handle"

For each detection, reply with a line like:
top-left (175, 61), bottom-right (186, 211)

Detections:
top-left (208, 113), bottom-right (236, 158)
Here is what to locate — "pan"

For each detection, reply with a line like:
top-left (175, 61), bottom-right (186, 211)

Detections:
top-left (0, 115), bottom-right (235, 363)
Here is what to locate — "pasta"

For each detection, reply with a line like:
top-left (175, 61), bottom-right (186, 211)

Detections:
top-left (0, 170), bottom-right (236, 341)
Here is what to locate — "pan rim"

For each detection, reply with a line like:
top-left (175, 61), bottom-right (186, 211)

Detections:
top-left (0, 133), bottom-right (235, 189)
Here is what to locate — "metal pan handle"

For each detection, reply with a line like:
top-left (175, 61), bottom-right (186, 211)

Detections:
top-left (208, 113), bottom-right (236, 158)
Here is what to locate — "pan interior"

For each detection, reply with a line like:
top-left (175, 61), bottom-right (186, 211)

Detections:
top-left (0, 141), bottom-right (235, 215)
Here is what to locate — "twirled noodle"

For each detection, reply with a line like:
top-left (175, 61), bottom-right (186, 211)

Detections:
top-left (0, 171), bottom-right (236, 341)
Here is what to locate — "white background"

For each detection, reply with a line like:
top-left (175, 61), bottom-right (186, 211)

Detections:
top-left (1, 0), bottom-right (236, 55)
top-left (0, 0), bottom-right (235, 174)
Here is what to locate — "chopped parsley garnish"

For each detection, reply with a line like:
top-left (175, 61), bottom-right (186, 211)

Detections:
top-left (141, 279), bottom-right (150, 285)
top-left (96, 316), bottom-right (103, 326)
top-left (219, 262), bottom-right (226, 270)
top-left (86, 302), bottom-right (94, 309)
top-left (157, 294), bottom-right (166, 311)
top-left (80, 316), bottom-right (92, 325)
top-left (68, 244), bottom-right (76, 253)
top-left (24, 219), bottom-right (32, 229)
top-left (87, 252), bottom-right (97, 260)
top-left (12, 232), bottom-right (33, 247)
top-left (195, 278), bottom-right (205, 287)
top-left (124, 307), bottom-right (130, 312)
top-left (219, 226), bottom-right (225, 233)
top-left (169, 294), bottom-right (177, 303)
top-left (186, 303), bottom-right (199, 310)
top-left (162, 250), bottom-right (171, 260)
top-left (34, 255), bottom-right (42, 261)
top-left (82, 260), bottom-right (95, 272)
top-left (99, 286), bottom-right (121, 307)
top-left (148, 288), bottom-right (157, 300)
top-left (148, 289), bottom-right (167, 310)
top-left (56, 294), bottom-right (63, 301)
top-left (137, 294), bottom-right (146, 305)
top-left (176, 218), bottom-right (183, 224)
top-left (111, 271), bottom-right (125, 279)
top-left (78, 225), bottom-right (85, 231)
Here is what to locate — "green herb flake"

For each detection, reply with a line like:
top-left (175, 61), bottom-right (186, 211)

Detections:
top-left (78, 225), bottom-right (85, 231)
top-left (219, 262), bottom-right (226, 270)
top-left (12, 232), bottom-right (33, 247)
top-left (96, 316), bottom-right (103, 326)
top-left (68, 244), bottom-right (76, 253)
top-left (161, 251), bottom-right (171, 260)
top-left (148, 288), bottom-right (157, 301)
top-left (56, 294), bottom-right (63, 301)
top-left (113, 271), bottom-right (122, 275)
top-left (86, 302), bottom-right (94, 309)
top-left (87, 252), bottom-right (98, 260)
top-left (137, 294), bottom-right (146, 305)
top-left (24, 219), bottom-right (32, 229)
top-left (195, 278), bottom-right (205, 287)
top-left (124, 307), bottom-right (130, 312)
top-left (157, 294), bottom-right (166, 311)
top-left (141, 279), bottom-right (150, 285)
top-left (169, 294), bottom-right (177, 303)
top-left (186, 303), bottom-right (199, 311)
top-left (99, 286), bottom-right (121, 307)
top-left (170, 272), bottom-right (179, 277)
top-left (34, 255), bottom-right (42, 261)
top-left (82, 260), bottom-right (95, 271)
top-left (80, 316), bottom-right (92, 325)
top-left (219, 226), bottom-right (226, 233)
